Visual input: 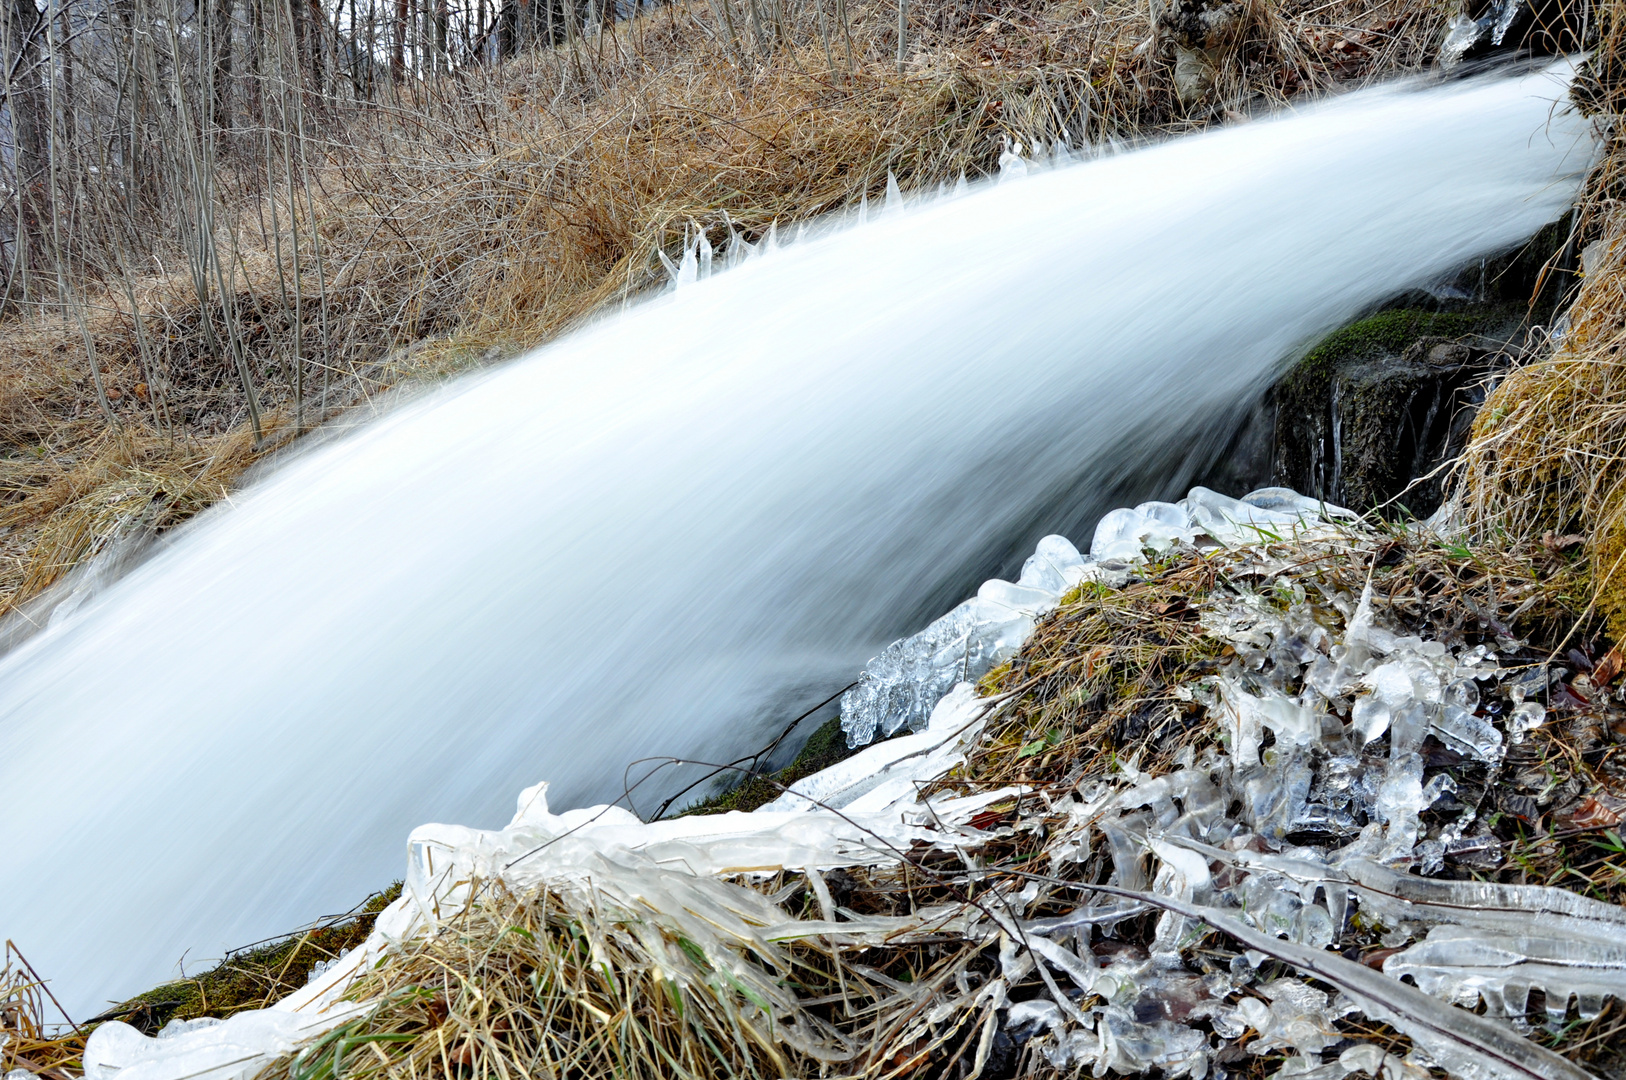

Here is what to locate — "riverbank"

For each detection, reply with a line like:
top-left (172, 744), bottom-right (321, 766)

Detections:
top-left (19, 490), bottom-right (1625, 1080)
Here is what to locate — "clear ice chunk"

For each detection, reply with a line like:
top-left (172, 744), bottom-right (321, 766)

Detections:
top-left (1375, 753), bottom-right (1426, 862)
top-left (1185, 486), bottom-right (1327, 547)
top-left (840, 538), bottom-right (1087, 746)
top-left (1432, 703), bottom-right (1502, 761)
top-left (1094, 1006), bottom-right (1209, 1078)
top-left (1019, 535), bottom-right (1089, 593)
top-left (840, 599), bottom-right (986, 745)
top-left (1510, 700), bottom-right (1546, 741)
top-left (1351, 695), bottom-right (1391, 745)
top-left (1384, 925), bottom-right (1626, 1022)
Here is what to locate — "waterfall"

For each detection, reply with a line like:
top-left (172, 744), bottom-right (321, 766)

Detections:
top-left (0, 63), bottom-right (1593, 1016)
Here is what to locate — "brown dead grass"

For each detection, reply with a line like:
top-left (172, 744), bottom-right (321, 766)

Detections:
top-left (1459, 1), bottom-right (1626, 636)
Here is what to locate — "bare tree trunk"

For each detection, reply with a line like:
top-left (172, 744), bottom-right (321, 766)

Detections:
top-left (391, 0), bottom-right (406, 79)
top-left (496, 0), bottom-right (513, 56)
top-left (6, 0), bottom-right (47, 300)
top-left (246, 0), bottom-right (264, 123)
top-left (433, 0), bottom-right (446, 69)
top-left (210, 0), bottom-right (234, 132)
top-left (55, 0), bottom-right (73, 162)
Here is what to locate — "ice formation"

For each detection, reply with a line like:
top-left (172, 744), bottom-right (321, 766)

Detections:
top-left (76, 485), bottom-right (1626, 1080)
top-left (822, 484), bottom-right (1624, 1078)
top-left (839, 486), bottom-right (1354, 746)
top-left (78, 685), bottom-right (1024, 1080)
top-left (79, 1007), bottom-right (370, 1080)
top-left (659, 145), bottom-right (1106, 292)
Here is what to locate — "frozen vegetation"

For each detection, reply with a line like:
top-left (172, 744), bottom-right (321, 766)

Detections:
top-left (60, 480), bottom-right (1626, 1080)
top-left (838, 487), bottom-right (1354, 747)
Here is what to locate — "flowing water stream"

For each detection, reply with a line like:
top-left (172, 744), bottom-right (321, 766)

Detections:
top-left (0, 63), bottom-right (1595, 1016)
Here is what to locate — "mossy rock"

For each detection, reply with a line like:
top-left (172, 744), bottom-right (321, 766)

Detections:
top-left (1273, 308), bottom-right (1517, 513)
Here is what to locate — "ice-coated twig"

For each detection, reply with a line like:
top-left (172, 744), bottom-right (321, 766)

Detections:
top-left (1384, 925), bottom-right (1626, 1023)
top-left (1087, 884), bottom-right (1600, 1080)
top-left (1344, 859), bottom-right (1626, 948)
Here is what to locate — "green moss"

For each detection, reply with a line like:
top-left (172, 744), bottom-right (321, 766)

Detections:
top-left (682, 714), bottom-right (857, 816)
top-left (1274, 307), bottom-right (1519, 505)
top-left (1280, 309), bottom-right (1493, 401)
top-left (95, 883), bottom-right (403, 1033)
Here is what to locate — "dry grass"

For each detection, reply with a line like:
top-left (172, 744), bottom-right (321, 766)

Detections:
top-left (1, 943), bottom-right (86, 1079)
top-left (0, 0), bottom-right (1451, 620)
top-left (1459, 0), bottom-right (1626, 637)
top-left (250, 882), bottom-right (983, 1080)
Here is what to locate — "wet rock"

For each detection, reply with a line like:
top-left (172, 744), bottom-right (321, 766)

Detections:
top-left (1332, 338), bottom-right (1498, 515)
top-left (1271, 309), bottom-right (1514, 516)
top-left (1440, 0), bottom-right (1589, 70)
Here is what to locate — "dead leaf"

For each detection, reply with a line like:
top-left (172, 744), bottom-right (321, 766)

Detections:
top-left (1595, 647), bottom-right (1623, 687)
top-left (1569, 794), bottom-right (1626, 830)
top-left (967, 807), bottom-right (1008, 831)
top-left (1362, 946), bottom-right (1405, 969)
top-left (1542, 531), bottom-right (1586, 553)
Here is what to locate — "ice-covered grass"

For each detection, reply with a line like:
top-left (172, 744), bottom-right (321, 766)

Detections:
top-left (28, 490), bottom-right (1626, 1080)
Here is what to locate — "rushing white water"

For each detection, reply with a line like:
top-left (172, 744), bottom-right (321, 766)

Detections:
top-left (0, 64), bottom-right (1593, 1017)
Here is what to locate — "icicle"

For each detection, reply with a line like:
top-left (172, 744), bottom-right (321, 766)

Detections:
top-left (998, 139), bottom-right (1028, 183)
top-left (676, 228), bottom-right (699, 288)
top-left (1053, 130), bottom-right (1076, 168)
top-left (885, 172), bottom-right (903, 214)
top-left (697, 229), bottom-right (713, 279)
top-left (1384, 925), bottom-right (1626, 1023)
top-left (724, 219), bottom-right (751, 269)
top-left (1097, 888), bottom-right (1598, 1080)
